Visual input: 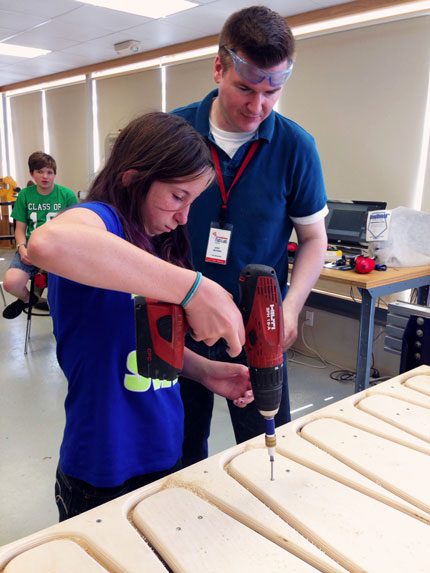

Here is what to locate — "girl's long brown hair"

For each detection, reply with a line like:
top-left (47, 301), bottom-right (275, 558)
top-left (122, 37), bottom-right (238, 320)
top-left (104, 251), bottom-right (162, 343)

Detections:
top-left (87, 112), bottom-right (213, 267)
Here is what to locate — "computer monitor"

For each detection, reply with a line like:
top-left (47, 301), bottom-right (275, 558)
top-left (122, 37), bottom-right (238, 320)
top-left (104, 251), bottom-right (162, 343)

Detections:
top-left (325, 200), bottom-right (387, 248)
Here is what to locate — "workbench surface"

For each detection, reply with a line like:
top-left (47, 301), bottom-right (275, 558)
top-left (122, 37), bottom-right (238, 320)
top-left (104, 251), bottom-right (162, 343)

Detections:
top-left (1, 366), bottom-right (430, 572)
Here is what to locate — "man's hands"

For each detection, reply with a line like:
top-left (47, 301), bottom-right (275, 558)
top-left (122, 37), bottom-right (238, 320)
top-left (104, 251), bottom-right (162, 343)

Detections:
top-left (282, 305), bottom-right (299, 352)
top-left (281, 218), bottom-right (327, 352)
top-left (184, 276), bottom-right (245, 357)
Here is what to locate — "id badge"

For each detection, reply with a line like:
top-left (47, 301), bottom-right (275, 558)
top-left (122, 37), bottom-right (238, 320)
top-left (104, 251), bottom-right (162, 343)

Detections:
top-left (205, 222), bottom-right (233, 265)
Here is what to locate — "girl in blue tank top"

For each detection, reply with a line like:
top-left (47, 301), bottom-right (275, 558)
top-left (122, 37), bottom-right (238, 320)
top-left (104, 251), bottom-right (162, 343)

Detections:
top-left (28, 112), bottom-right (253, 521)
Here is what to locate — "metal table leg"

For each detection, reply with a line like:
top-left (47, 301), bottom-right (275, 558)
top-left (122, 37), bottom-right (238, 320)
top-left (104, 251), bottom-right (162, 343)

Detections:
top-left (417, 285), bottom-right (429, 306)
top-left (355, 288), bottom-right (376, 392)
top-left (0, 282), bottom-right (6, 306)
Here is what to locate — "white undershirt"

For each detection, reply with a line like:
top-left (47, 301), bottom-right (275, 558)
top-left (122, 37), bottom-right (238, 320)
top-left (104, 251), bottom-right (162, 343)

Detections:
top-left (209, 118), bottom-right (256, 158)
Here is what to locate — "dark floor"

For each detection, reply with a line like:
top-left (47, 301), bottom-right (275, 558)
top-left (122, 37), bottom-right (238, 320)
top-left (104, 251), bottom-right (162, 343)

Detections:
top-left (0, 246), bottom-right (354, 546)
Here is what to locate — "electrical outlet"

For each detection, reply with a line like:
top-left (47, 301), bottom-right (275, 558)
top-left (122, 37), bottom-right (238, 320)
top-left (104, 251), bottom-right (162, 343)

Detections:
top-left (304, 310), bottom-right (314, 327)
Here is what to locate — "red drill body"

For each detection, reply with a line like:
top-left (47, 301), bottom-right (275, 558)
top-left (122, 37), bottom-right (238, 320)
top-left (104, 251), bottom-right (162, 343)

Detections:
top-left (239, 264), bottom-right (285, 479)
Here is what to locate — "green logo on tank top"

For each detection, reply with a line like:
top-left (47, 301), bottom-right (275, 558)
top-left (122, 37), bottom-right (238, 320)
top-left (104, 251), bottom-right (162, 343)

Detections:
top-left (124, 351), bottom-right (178, 392)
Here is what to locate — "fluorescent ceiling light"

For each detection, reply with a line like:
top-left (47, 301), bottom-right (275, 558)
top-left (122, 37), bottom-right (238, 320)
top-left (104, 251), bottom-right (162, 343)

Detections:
top-left (0, 43), bottom-right (50, 58)
top-left (293, 1), bottom-right (430, 37)
top-left (77, 0), bottom-right (197, 18)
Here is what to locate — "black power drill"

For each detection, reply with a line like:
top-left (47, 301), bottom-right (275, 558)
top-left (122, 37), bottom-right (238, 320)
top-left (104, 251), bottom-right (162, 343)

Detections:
top-left (239, 264), bottom-right (284, 480)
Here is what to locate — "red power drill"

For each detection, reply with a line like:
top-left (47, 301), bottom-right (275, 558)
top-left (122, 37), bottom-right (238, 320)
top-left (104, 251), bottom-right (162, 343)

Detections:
top-left (239, 264), bottom-right (284, 480)
top-left (134, 297), bottom-right (186, 381)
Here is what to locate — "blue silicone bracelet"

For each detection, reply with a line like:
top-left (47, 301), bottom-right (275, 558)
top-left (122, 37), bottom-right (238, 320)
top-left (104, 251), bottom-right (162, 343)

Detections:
top-left (181, 272), bottom-right (202, 308)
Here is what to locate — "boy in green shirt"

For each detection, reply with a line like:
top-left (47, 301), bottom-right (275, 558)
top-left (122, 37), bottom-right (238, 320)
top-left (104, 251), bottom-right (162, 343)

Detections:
top-left (2, 151), bottom-right (77, 319)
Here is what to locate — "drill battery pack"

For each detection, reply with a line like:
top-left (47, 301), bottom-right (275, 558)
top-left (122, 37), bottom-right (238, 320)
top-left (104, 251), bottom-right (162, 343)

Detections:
top-left (134, 297), bottom-right (186, 381)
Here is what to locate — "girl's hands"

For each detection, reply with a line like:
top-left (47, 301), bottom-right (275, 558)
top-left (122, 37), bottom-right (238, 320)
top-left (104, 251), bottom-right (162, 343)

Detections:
top-left (198, 361), bottom-right (254, 408)
top-left (182, 349), bottom-right (253, 408)
top-left (184, 276), bottom-right (245, 357)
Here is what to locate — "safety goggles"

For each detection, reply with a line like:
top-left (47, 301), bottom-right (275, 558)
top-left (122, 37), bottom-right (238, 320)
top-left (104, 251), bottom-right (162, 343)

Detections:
top-left (224, 47), bottom-right (293, 88)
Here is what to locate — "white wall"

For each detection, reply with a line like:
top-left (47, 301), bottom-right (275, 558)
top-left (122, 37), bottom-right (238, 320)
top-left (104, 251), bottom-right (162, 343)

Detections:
top-left (279, 16), bottom-right (430, 211)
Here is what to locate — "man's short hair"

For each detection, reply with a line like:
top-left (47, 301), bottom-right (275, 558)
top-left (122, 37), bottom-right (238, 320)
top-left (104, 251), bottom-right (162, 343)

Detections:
top-left (28, 151), bottom-right (57, 174)
top-left (218, 6), bottom-right (295, 69)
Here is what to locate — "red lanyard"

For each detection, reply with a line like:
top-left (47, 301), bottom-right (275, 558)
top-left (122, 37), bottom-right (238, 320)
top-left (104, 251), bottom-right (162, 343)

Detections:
top-left (210, 141), bottom-right (259, 207)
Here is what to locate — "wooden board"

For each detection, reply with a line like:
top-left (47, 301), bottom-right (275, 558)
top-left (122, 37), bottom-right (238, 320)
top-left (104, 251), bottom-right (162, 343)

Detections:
top-left (318, 265), bottom-right (430, 289)
top-left (133, 488), bottom-right (318, 572)
top-left (4, 540), bottom-right (108, 572)
top-left (405, 374), bottom-right (430, 395)
top-left (357, 394), bottom-right (430, 441)
top-left (301, 417), bottom-right (430, 512)
top-left (1, 366), bottom-right (430, 572)
top-left (228, 449), bottom-right (430, 573)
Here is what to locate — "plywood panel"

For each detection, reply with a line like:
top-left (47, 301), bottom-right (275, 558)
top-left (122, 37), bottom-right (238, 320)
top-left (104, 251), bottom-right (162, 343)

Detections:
top-left (228, 449), bottom-right (430, 573)
top-left (1, 366), bottom-right (430, 572)
top-left (133, 488), bottom-right (318, 573)
top-left (301, 418), bottom-right (430, 512)
top-left (4, 539), bottom-right (108, 572)
top-left (405, 373), bottom-right (430, 395)
top-left (357, 394), bottom-right (430, 441)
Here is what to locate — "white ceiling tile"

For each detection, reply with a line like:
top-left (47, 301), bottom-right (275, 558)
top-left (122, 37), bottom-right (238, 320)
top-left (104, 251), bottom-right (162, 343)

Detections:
top-left (61, 42), bottom-right (114, 60)
top-left (8, 28), bottom-right (80, 51)
top-left (8, 51), bottom-right (91, 75)
top-left (0, 27), bottom-right (17, 41)
top-left (203, 0), bottom-right (318, 18)
top-left (0, 54), bottom-right (28, 67)
top-left (16, 13), bottom-right (113, 43)
top-left (163, 5), bottom-right (229, 33)
top-left (85, 20), bottom-right (200, 53)
top-left (56, 4), bottom-right (152, 31)
top-left (0, 67), bottom-right (33, 82)
top-left (262, 0), bottom-right (321, 17)
top-left (310, 0), bottom-right (355, 7)
top-left (0, 10), bottom-right (48, 32)
top-left (134, 22), bottom-right (202, 52)
top-left (0, 0), bottom-right (77, 18)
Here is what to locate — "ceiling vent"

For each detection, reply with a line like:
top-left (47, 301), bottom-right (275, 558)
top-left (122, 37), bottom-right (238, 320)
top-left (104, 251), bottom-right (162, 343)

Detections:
top-left (114, 40), bottom-right (141, 56)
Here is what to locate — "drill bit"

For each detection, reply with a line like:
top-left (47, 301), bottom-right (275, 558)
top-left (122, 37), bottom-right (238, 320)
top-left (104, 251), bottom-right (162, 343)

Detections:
top-left (264, 417), bottom-right (276, 481)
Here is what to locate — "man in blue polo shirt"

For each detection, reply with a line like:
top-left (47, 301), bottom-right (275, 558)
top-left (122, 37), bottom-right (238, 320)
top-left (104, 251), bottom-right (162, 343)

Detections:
top-left (173, 5), bottom-right (328, 467)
